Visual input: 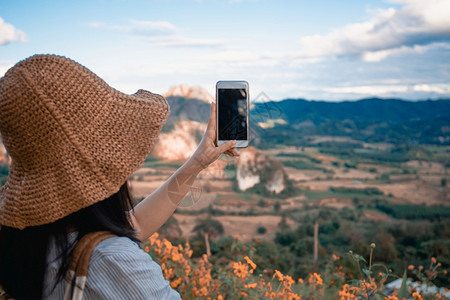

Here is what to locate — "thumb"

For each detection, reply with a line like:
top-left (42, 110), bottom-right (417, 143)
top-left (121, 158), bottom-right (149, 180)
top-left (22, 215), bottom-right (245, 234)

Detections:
top-left (218, 140), bottom-right (237, 154)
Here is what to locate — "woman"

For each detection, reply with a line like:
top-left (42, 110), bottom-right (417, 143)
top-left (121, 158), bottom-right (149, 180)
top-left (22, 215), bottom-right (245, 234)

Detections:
top-left (0, 54), bottom-right (238, 299)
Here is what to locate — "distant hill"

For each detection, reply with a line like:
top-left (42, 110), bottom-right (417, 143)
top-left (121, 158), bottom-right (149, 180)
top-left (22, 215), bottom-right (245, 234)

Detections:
top-left (252, 98), bottom-right (450, 146)
top-left (271, 98), bottom-right (450, 123)
top-left (162, 95), bottom-right (450, 146)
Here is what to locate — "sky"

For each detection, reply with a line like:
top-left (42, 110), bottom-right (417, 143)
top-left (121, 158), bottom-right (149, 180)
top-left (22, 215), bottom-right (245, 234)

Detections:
top-left (1, 0), bottom-right (450, 101)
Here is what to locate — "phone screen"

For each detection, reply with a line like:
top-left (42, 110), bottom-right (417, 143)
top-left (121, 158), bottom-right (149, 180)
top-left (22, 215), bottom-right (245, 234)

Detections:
top-left (218, 88), bottom-right (248, 141)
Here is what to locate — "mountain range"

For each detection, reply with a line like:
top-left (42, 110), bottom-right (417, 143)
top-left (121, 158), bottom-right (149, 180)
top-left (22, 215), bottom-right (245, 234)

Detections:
top-left (161, 85), bottom-right (450, 147)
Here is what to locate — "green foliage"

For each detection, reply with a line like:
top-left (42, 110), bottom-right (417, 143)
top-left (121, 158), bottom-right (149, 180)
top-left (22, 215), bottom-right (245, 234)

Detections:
top-left (398, 270), bottom-right (409, 300)
top-left (254, 98), bottom-right (450, 145)
top-left (257, 198), bottom-right (267, 207)
top-left (281, 159), bottom-right (323, 170)
top-left (331, 161), bottom-right (341, 167)
top-left (380, 173), bottom-right (390, 181)
top-left (0, 164), bottom-right (9, 176)
top-left (330, 187), bottom-right (383, 196)
top-left (142, 158), bottom-right (183, 169)
top-left (0, 164), bottom-right (9, 186)
top-left (344, 162), bottom-right (357, 169)
top-left (257, 226), bottom-right (267, 234)
top-left (376, 203), bottom-right (450, 220)
top-left (274, 201), bottom-right (281, 212)
top-left (192, 217), bottom-right (224, 238)
top-left (275, 152), bottom-right (311, 159)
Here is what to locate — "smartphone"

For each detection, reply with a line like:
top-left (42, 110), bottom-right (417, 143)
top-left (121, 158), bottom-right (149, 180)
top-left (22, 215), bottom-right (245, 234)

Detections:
top-left (216, 80), bottom-right (249, 148)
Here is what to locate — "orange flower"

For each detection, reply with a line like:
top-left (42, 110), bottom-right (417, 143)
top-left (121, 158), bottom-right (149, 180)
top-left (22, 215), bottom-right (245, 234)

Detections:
top-left (408, 265), bottom-right (414, 271)
top-left (231, 261), bottom-right (249, 278)
top-left (170, 277), bottom-right (182, 289)
top-left (244, 256), bottom-right (257, 272)
top-left (431, 257), bottom-right (437, 264)
top-left (314, 273), bottom-right (323, 286)
top-left (273, 269), bottom-right (284, 281)
top-left (412, 292), bottom-right (423, 300)
top-left (288, 292), bottom-right (302, 300)
top-left (338, 284), bottom-right (357, 300)
top-left (244, 282), bottom-right (258, 289)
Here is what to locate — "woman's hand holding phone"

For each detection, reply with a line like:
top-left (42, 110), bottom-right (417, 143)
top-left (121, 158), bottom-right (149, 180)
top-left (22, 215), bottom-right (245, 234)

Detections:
top-left (216, 81), bottom-right (249, 148)
top-left (187, 102), bottom-right (239, 173)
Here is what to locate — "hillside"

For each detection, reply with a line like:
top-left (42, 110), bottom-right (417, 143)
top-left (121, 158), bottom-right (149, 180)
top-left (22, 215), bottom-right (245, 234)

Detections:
top-left (162, 96), bottom-right (450, 146)
top-left (274, 98), bottom-right (450, 123)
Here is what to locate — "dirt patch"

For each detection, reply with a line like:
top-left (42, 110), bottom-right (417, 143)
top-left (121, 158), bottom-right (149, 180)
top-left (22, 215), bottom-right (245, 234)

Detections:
top-left (364, 210), bottom-right (390, 222)
top-left (406, 160), bottom-right (445, 173)
top-left (129, 180), bottom-right (163, 199)
top-left (378, 181), bottom-right (447, 205)
top-left (173, 214), bottom-right (296, 242)
top-left (284, 167), bottom-right (329, 181)
top-left (319, 198), bottom-right (353, 209)
top-left (332, 168), bottom-right (377, 180)
top-left (313, 154), bottom-right (338, 164)
top-left (299, 180), bottom-right (370, 191)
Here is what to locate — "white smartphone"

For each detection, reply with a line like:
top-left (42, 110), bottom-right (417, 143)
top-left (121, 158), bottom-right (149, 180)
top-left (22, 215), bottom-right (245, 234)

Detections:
top-left (216, 80), bottom-right (249, 148)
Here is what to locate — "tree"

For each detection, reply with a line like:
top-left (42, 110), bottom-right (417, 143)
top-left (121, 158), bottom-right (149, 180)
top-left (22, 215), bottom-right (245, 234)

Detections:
top-left (192, 217), bottom-right (224, 256)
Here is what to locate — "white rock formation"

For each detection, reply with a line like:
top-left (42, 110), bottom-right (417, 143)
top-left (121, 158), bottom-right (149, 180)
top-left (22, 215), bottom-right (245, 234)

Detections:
top-left (236, 147), bottom-right (287, 194)
top-left (164, 84), bottom-right (214, 103)
top-left (150, 120), bottom-right (228, 179)
top-left (152, 120), bottom-right (205, 161)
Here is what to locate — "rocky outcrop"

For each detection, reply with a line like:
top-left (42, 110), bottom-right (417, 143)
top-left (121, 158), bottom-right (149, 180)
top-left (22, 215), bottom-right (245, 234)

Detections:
top-left (150, 120), bottom-right (228, 179)
top-left (151, 120), bottom-right (205, 161)
top-left (164, 84), bottom-right (214, 103)
top-left (0, 143), bottom-right (8, 164)
top-left (236, 147), bottom-right (288, 194)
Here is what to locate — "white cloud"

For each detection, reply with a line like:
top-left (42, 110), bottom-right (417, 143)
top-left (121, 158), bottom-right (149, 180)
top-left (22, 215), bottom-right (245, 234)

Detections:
top-left (324, 85), bottom-right (408, 95)
top-left (0, 61), bottom-right (14, 76)
top-left (412, 83), bottom-right (450, 94)
top-left (297, 0), bottom-right (450, 61)
top-left (89, 20), bottom-right (177, 36)
top-left (203, 51), bottom-right (281, 67)
top-left (323, 83), bottom-right (450, 97)
top-left (139, 35), bottom-right (224, 47)
top-left (0, 17), bottom-right (27, 46)
top-left (361, 45), bottom-right (423, 62)
top-left (89, 19), bottom-right (223, 47)
top-left (129, 20), bottom-right (177, 36)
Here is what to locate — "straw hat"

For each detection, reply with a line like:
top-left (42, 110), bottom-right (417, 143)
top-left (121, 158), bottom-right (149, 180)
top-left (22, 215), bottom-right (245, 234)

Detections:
top-left (0, 55), bottom-right (170, 229)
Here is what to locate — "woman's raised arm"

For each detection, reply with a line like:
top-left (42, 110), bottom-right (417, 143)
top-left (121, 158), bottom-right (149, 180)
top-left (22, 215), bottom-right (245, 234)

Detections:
top-left (130, 102), bottom-right (239, 241)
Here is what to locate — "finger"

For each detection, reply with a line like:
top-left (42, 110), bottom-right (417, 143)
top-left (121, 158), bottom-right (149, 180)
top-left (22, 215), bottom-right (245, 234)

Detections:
top-left (224, 149), bottom-right (233, 156)
top-left (230, 148), bottom-right (239, 156)
top-left (218, 140), bottom-right (236, 154)
top-left (206, 102), bottom-right (216, 133)
top-left (224, 149), bottom-right (239, 157)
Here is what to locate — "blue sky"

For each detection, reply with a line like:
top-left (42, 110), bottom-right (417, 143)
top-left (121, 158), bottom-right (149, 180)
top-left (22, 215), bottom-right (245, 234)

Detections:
top-left (1, 0), bottom-right (450, 101)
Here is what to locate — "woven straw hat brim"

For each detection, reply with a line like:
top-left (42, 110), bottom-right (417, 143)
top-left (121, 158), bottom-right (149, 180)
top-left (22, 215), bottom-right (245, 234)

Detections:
top-left (0, 55), bottom-right (170, 229)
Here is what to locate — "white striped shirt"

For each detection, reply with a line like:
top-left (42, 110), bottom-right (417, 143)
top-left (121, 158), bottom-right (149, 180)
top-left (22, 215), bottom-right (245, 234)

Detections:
top-left (44, 235), bottom-right (181, 299)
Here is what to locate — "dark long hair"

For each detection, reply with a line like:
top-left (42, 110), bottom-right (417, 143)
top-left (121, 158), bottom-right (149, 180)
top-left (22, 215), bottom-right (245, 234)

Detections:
top-left (0, 181), bottom-right (137, 299)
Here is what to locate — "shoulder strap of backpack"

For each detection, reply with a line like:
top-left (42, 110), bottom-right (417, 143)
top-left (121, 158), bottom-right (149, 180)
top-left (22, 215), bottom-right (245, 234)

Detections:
top-left (64, 231), bottom-right (115, 300)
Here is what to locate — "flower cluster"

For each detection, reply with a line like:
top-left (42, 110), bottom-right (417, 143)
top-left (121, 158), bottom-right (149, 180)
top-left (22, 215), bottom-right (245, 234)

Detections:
top-left (142, 234), bottom-right (448, 300)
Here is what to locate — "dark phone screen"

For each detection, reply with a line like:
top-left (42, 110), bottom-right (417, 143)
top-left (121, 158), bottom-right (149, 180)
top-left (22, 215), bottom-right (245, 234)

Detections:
top-left (218, 88), bottom-right (248, 141)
